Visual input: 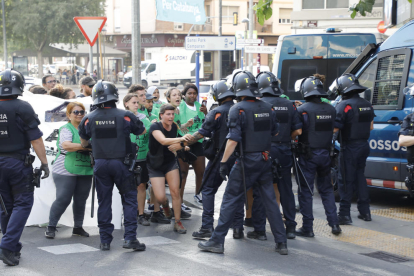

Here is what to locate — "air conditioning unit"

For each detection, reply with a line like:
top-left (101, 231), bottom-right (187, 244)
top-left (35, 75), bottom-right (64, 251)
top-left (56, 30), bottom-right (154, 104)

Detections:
top-left (193, 24), bottom-right (203, 31)
top-left (174, 23), bottom-right (183, 31)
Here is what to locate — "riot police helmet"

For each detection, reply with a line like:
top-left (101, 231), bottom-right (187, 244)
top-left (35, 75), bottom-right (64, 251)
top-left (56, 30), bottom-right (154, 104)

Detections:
top-left (92, 80), bottom-right (119, 105)
top-left (294, 76), bottom-right (327, 98)
top-left (329, 73), bottom-right (367, 96)
top-left (232, 70), bottom-right (261, 98)
top-left (0, 68), bottom-right (25, 97)
top-left (210, 80), bottom-right (235, 101)
top-left (256, 71), bottom-right (283, 96)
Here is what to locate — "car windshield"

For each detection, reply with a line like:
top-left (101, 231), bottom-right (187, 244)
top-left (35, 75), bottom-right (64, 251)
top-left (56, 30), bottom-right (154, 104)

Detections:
top-left (141, 63), bottom-right (149, 72)
top-left (199, 85), bottom-right (211, 94)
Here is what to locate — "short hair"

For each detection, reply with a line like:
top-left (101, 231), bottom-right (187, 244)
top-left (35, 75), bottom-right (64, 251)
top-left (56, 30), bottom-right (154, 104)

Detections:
top-left (42, 74), bottom-right (54, 84)
top-left (165, 87), bottom-right (180, 102)
top-left (313, 74), bottom-right (326, 84)
top-left (123, 93), bottom-right (139, 110)
top-left (159, 103), bottom-right (176, 119)
top-left (29, 85), bottom-right (47, 94)
top-left (79, 76), bottom-right (95, 86)
top-left (66, 102), bottom-right (85, 118)
top-left (49, 84), bottom-right (65, 98)
top-left (128, 84), bottom-right (145, 94)
top-left (182, 83), bottom-right (198, 96)
top-left (62, 88), bottom-right (74, 99)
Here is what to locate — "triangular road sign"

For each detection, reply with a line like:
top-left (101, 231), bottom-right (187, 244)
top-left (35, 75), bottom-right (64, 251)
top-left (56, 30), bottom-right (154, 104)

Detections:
top-left (74, 17), bottom-right (107, 46)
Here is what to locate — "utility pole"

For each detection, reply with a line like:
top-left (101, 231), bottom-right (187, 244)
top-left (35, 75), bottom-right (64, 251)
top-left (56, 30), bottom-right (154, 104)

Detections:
top-left (132, 0), bottom-right (141, 85)
top-left (249, 0), bottom-right (253, 73)
top-left (2, 0), bottom-right (7, 68)
top-left (218, 0), bottom-right (222, 79)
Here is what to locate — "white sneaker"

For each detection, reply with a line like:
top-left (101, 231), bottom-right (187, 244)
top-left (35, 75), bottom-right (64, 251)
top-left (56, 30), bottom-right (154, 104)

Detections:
top-left (194, 194), bottom-right (203, 205)
top-left (181, 203), bottom-right (192, 213)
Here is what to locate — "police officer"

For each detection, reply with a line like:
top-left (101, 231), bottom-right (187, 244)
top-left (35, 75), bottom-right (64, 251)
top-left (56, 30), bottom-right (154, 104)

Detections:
top-left (331, 74), bottom-right (375, 224)
top-left (0, 69), bottom-right (49, 266)
top-left (190, 81), bottom-right (244, 239)
top-left (248, 72), bottom-right (302, 240)
top-left (295, 76), bottom-right (341, 237)
top-left (78, 80), bottom-right (146, 251)
top-left (198, 71), bottom-right (288, 255)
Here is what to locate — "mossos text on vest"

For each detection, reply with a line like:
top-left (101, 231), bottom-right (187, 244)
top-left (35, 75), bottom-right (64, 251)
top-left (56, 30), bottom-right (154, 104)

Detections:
top-left (316, 115), bottom-right (332, 120)
top-left (255, 113), bottom-right (270, 118)
top-left (0, 113), bottom-right (7, 122)
top-left (95, 120), bottom-right (115, 125)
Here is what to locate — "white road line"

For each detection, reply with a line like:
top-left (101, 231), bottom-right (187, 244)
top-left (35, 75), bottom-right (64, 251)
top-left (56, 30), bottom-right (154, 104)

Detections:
top-left (38, 243), bottom-right (99, 255)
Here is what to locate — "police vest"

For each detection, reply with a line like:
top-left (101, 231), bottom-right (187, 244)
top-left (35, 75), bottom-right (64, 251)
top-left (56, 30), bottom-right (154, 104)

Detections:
top-left (262, 96), bottom-right (293, 143)
top-left (298, 101), bottom-right (335, 150)
top-left (212, 102), bottom-right (233, 150)
top-left (336, 95), bottom-right (373, 142)
top-left (0, 99), bottom-right (39, 153)
top-left (88, 108), bottom-right (133, 159)
top-left (229, 100), bottom-right (273, 153)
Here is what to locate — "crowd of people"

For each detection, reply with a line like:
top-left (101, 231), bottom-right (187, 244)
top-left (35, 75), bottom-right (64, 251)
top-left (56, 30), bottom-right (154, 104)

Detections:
top-left (0, 67), bottom-right (377, 266)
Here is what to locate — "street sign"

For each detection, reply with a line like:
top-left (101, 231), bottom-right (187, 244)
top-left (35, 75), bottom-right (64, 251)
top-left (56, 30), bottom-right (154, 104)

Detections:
top-left (185, 36), bottom-right (236, 51)
top-left (74, 17), bottom-right (107, 47)
top-left (244, 46), bottom-right (277, 54)
top-left (237, 39), bottom-right (264, 45)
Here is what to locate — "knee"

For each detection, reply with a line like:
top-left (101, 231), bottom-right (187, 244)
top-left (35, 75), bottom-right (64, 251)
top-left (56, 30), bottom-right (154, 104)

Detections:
top-left (170, 189), bottom-right (180, 200)
top-left (137, 184), bottom-right (146, 192)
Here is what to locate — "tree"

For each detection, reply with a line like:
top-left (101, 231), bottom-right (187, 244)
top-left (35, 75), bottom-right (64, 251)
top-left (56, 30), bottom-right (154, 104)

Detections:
top-left (8, 0), bottom-right (104, 77)
top-left (254, 0), bottom-right (413, 25)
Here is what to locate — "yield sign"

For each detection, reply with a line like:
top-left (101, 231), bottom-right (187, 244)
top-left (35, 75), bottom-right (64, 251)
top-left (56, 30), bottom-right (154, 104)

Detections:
top-left (73, 17), bottom-right (107, 46)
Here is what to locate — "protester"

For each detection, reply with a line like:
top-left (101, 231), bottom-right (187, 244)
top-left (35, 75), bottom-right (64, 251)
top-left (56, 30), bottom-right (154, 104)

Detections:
top-left (49, 85), bottom-right (65, 99)
top-left (148, 86), bottom-right (164, 109)
top-left (147, 104), bottom-right (192, 233)
top-left (42, 74), bottom-right (57, 92)
top-left (62, 88), bottom-right (76, 99)
top-left (77, 77), bottom-right (96, 98)
top-left (29, 85), bottom-right (47, 95)
top-left (45, 102), bottom-right (93, 239)
top-left (145, 93), bottom-right (158, 121)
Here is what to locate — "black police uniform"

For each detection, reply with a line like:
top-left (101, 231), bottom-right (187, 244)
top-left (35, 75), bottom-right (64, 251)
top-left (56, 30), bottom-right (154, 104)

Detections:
top-left (335, 93), bottom-right (374, 220)
top-left (79, 95), bottom-right (145, 247)
top-left (0, 87), bottom-right (43, 258)
top-left (196, 100), bottom-right (242, 232)
top-left (208, 98), bottom-right (286, 246)
top-left (399, 113), bottom-right (414, 163)
top-left (297, 97), bottom-right (339, 232)
top-left (253, 95), bottom-right (302, 233)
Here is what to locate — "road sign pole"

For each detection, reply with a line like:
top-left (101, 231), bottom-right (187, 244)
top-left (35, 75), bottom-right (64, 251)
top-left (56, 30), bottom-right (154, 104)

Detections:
top-left (2, 0), bottom-right (7, 69)
top-left (132, 0), bottom-right (141, 85)
top-left (249, 0), bottom-right (253, 73)
top-left (196, 51), bottom-right (200, 100)
top-left (89, 45), bottom-right (93, 76)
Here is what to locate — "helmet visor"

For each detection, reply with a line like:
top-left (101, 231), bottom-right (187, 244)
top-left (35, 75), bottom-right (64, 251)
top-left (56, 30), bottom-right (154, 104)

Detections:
top-left (294, 78), bottom-right (305, 93)
top-left (328, 80), bottom-right (339, 96)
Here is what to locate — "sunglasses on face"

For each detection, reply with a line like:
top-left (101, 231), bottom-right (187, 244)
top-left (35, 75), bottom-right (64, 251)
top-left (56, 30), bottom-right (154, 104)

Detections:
top-left (47, 80), bottom-right (57, 84)
top-left (88, 84), bottom-right (95, 88)
top-left (72, 110), bottom-right (86, 116)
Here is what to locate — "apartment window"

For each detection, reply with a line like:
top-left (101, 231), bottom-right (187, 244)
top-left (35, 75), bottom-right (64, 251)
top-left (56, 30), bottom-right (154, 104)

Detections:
top-left (223, 6), bottom-right (239, 22)
top-left (302, 0), bottom-right (324, 9)
top-left (206, 5), bottom-right (211, 23)
top-left (303, 0), bottom-right (348, 9)
top-left (279, 8), bottom-right (292, 24)
top-left (326, 0), bottom-right (348, 9)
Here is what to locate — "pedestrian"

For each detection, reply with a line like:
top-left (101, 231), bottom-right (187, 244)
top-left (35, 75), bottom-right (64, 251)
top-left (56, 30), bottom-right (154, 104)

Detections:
top-left (191, 81), bottom-right (244, 239)
top-left (178, 83), bottom-right (207, 207)
top-left (67, 70), bottom-right (73, 85)
top-left (148, 86), bottom-right (164, 110)
top-left (0, 69), bottom-right (50, 266)
top-left (45, 102), bottom-right (93, 239)
top-left (330, 74), bottom-right (375, 224)
top-left (294, 76), bottom-right (342, 237)
top-left (49, 85), bottom-right (65, 99)
top-left (144, 93), bottom-right (158, 122)
top-left (198, 71), bottom-right (288, 255)
top-left (62, 88), bottom-right (76, 99)
top-left (147, 104), bottom-right (193, 233)
top-left (78, 80), bottom-right (146, 251)
top-left (42, 74), bottom-right (57, 92)
top-left (62, 69), bottom-right (68, 85)
top-left (251, 71), bottom-right (302, 240)
top-left (77, 77), bottom-right (96, 98)
top-left (29, 85), bottom-right (47, 95)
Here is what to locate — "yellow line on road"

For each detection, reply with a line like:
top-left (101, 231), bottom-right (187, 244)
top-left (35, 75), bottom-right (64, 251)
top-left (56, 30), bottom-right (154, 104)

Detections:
top-left (371, 207), bottom-right (414, 222)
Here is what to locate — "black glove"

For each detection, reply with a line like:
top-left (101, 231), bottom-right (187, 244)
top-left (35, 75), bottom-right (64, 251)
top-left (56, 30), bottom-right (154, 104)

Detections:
top-left (40, 163), bottom-right (50, 179)
top-left (219, 162), bottom-right (229, 181)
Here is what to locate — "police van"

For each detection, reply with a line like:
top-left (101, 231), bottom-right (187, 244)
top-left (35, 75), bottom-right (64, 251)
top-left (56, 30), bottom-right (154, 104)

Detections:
top-left (332, 20), bottom-right (414, 197)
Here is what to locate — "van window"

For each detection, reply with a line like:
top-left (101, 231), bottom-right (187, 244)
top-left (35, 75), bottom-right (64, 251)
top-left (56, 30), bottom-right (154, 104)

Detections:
top-left (372, 54), bottom-right (405, 107)
top-left (147, 64), bottom-right (156, 73)
top-left (357, 59), bottom-right (378, 101)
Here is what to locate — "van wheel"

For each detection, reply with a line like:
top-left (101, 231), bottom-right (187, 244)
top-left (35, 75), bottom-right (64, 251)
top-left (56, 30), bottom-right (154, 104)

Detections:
top-left (331, 153), bottom-right (340, 202)
top-left (142, 80), bottom-right (148, 88)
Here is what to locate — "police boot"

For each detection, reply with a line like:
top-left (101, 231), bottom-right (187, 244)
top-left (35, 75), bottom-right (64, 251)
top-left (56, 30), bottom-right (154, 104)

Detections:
top-left (338, 215), bottom-right (353, 225)
top-left (198, 240), bottom-right (224, 254)
top-left (247, 231), bottom-right (267, 241)
top-left (243, 218), bottom-right (253, 227)
top-left (123, 239), bottom-right (146, 251)
top-left (233, 228), bottom-right (244, 239)
top-left (358, 213), bottom-right (372, 221)
top-left (100, 243), bottom-right (110, 251)
top-left (0, 248), bottom-right (19, 266)
top-left (275, 243), bottom-right (288, 255)
top-left (192, 227), bottom-right (214, 239)
top-left (331, 224), bottom-right (342, 235)
top-left (286, 226), bottom-right (296, 239)
top-left (295, 227), bottom-right (315, 238)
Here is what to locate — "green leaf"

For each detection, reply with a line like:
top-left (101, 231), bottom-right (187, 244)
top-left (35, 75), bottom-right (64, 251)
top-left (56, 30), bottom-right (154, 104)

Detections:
top-left (408, 0), bottom-right (412, 3)
top-left (257, 12), bottom-right (265, 26)
top-left (350, 9), bottom-right (357, 19)
top-left (264, 7), bottom-right (273, 20)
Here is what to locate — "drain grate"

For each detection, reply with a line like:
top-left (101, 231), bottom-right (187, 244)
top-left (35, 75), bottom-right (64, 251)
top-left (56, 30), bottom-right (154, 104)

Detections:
top-left (360, 251), bottom-right (412, 263)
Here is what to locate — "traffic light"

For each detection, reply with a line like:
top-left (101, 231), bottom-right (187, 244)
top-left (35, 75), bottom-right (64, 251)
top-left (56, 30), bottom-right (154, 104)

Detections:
top-left (233, 12), bottom-right (238, 26)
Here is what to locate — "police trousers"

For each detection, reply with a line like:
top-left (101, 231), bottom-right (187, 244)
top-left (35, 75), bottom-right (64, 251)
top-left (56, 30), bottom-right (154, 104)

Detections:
top-left (298, 149), bottom-right (338, 230)
top-left (0, 157), bottom-right (34, 252)
top-left (94, 159), bottom-right (137, 244)
top-left (210, 153), bottom-right (286, 244)
top-left (338, 141), bottom-right (370, 216)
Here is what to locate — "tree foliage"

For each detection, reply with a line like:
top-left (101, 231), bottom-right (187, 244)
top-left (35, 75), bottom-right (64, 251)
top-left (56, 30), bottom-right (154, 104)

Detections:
top-left (349, 0), bottom-right (411, 19)
top-left (253, 0), bottom-right (273, 26)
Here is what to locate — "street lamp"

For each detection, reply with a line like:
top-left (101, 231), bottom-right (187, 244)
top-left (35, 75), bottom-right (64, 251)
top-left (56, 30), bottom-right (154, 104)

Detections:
top-left (241, 18), bottom-right (249, 70)
top-left (101, 28), bottom-right (107, 79)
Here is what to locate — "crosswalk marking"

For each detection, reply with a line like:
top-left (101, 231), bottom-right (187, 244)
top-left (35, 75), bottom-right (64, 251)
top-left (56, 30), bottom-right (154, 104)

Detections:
top-left (138, 236), bottom-right (180, 246)
top-left (38, 243), bottom-right (99, 255)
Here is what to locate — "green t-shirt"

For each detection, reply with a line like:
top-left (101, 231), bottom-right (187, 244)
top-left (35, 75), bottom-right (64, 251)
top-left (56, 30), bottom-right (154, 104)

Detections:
top-left (132, 110), bottom-right (152, 161)
top-left (178, 101), bottom-right (205, 142)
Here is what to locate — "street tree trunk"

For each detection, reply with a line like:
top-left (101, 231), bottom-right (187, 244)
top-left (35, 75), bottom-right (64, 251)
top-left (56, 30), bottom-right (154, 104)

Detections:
top-left (37, 50), bottom-right (43, 79)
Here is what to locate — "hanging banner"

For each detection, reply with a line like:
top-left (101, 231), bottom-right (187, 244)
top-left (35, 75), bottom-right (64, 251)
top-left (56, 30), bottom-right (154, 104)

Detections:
top-left (156, 0), bottom-right (206, 25)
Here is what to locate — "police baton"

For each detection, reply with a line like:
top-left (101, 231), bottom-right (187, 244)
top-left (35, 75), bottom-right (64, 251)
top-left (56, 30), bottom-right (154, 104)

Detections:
top-left (239, 140), bottom-right (249, 210)
top-left (339, 131), bottom-right (347, 193)
top-left (197, 139), bottom-right (228, 195)
top-left (291, 141), bottom-right (314, 196)
top-left (89, 152), bottom-right (95, 218)
top-left (0, 194), bottom-right (8, 215)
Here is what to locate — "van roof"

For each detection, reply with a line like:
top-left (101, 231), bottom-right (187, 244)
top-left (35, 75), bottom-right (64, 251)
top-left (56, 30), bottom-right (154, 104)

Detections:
top-left (379, 19), bottom-right (414, 52)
